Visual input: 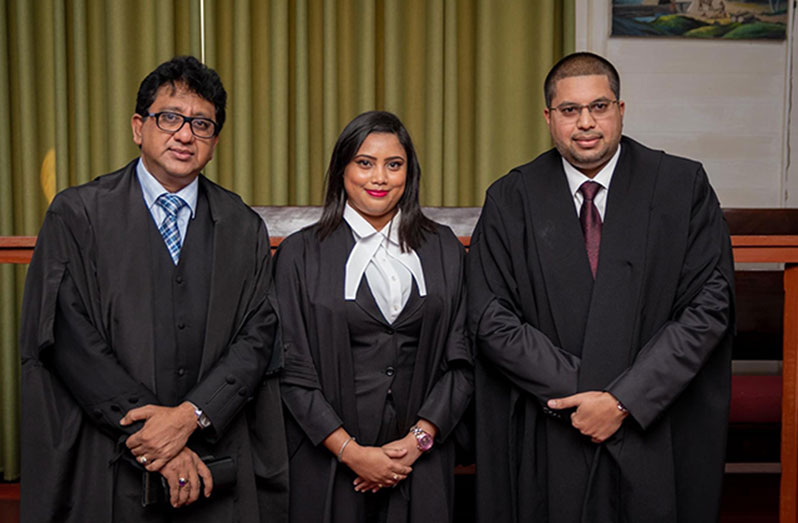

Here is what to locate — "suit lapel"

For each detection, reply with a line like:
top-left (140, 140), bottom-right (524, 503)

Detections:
top-left (396, 283), bottom-right (424, 322)
top-left (354, 279), bottom-right (389, 324)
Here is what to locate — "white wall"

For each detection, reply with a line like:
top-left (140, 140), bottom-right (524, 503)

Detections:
top-left (575, 0), bottom-right (794, 208)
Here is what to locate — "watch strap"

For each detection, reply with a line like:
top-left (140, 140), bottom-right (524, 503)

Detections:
top-left (188, 401), bottom-right (211, 429)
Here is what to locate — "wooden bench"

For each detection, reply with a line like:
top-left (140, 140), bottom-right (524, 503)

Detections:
top-left (2, 207), bottom-right (797, 521)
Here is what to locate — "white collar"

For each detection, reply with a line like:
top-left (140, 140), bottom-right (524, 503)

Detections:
top-left (343, 201), bottom-right (402, 245)
top-left (136, 158), bottom-right (198, 217)
top-left (562, 143), bottom-right (621, 196)
top-left (342, 202), bottom-right (427, 300)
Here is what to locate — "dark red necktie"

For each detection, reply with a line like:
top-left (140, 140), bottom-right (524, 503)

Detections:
top-left (579, 181), bottom-right (602, 278)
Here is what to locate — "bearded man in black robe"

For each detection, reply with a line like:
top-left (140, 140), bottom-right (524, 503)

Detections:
top-left (19, 56), bottom-right (287, 522)
top-left (468, 52), bottom-right (734, 522)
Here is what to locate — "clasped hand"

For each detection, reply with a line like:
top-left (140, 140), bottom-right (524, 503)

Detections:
top-left (120, 401), bottom-right (197, 471)
top-left (547, 391), bottom-right (628, 443)
top-left (159, 447), bottom-right (214, 508)
top-left (120, 402), bottom-right (213, 508)
top-left (342, 434), bottom-right (418, 493)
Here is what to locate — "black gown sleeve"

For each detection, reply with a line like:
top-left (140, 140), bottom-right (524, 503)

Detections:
top-left (605, 164), bottom-right (735, 430)
top-left (184, 222), bottom-right (278, 439)
top-left (475, 299), bottom-right (580, 400)
top-left (607, 267), bottom-right (730, 429)
top-left (48, 268), bottom-right (159, 438)
top-left (416, 237), bottom-right (474, 442)
top-left (276, 236), bottom-right (343, 446)
top-left (468, 191), bottom-right (581, 401)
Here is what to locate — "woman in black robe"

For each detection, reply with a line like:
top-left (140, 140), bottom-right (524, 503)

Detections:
top-left (275, 111), bottom-right (473, 523)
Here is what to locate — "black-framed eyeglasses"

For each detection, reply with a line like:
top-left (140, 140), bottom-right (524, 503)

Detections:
top-left (549, 99), bottom-right (619, 120)
top-left (145, 111), bottom-right (219, 138)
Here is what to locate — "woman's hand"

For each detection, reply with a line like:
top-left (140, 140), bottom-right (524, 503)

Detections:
top-left (353, 420), bottom-right (439, 492)
top-left (342, 442), bottom-right (412, 492)
top-left (322, 428), bottom-right (412, 493)
top-left (384, 432), bottom-right (424, 467)
top-left (353, 435), bottom-right (419, 492)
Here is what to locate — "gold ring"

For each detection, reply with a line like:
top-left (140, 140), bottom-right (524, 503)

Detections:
top-left (392, 474), bottom-right (398, 480)
top-left (138, 455), bottom-right (148, 465)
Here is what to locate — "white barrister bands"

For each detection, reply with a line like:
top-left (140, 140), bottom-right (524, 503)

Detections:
top-left (343, 203), bottom-right (426, 324)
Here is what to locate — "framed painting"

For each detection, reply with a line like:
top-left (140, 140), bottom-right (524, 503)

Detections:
top-left (611, 0), bottom-right (787, 39)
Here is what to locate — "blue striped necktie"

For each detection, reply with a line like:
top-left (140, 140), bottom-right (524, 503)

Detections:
top-left (155, 194), bottom-right (188, 265)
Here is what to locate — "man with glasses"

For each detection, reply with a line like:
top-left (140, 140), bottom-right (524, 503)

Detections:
top-left (20, 56), bottom-right (287, 522)
top-left (468, 52), bottom-right (735, 522)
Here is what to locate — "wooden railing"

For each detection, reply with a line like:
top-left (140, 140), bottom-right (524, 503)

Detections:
top-left (2, 207), bottom-right (797, 521)
top-left (0, 236), bottom-right (36, 264)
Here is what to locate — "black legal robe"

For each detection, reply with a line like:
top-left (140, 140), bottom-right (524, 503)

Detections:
top-left (19, 160), bottom-right (288, 522)
top-left (276, 222), bottom-right (473, 523)
top-left (468, 137), bottom-right (735, 523)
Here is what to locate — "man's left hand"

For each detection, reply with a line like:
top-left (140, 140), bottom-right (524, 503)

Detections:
top-left (121, 402), bottom-right (197, 471)
top-left (547, 391), bottom-right (628, 443)
top-left (160, 446), bottom-right (214, 508)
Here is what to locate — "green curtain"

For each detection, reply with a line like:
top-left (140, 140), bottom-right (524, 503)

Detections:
top-left (204, 0), bottom-right (574, 206)
top-left (0, 0), bottom-right (572, 482)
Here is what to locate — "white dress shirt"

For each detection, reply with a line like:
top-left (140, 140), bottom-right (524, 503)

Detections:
top-left (562, 144), bottom-right (622, 221)
top-left (136, 159), bottom-right (198, 242)
top-left (343, 203), bottom-right (427, 324)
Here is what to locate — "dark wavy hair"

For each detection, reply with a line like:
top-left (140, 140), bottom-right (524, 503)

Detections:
top-left (317, 111), bottom-right (435, 251)
top-left (544, 52), bottom-right (620, 108)
top-left (135, 56), bottom-right (227, 134)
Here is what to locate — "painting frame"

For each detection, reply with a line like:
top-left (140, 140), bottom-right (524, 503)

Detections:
top-left (611, 0), bottom-right (787, 39)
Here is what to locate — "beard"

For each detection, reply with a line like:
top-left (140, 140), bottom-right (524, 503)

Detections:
top-left (556, 132), bottom-right (620, 175)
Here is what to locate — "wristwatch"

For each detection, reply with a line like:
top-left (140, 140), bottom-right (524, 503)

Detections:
top-left (189, 402), bottom-right (211, 430)
top-left (410, 425), bottom-right (434, 452)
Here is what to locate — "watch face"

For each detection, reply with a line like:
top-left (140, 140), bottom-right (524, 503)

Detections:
top-left (417, 433), bottom-right (434, 452)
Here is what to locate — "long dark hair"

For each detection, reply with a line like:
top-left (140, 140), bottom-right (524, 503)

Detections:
top-left (317, 111), bottom-right (435, 251)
